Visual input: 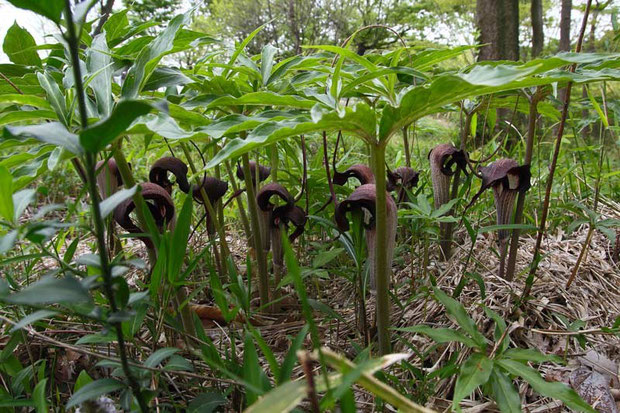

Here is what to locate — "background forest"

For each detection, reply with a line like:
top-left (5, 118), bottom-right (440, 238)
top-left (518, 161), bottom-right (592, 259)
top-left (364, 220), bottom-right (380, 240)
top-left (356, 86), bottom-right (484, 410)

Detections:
top-left (0, 0), bottom-right (618, 412)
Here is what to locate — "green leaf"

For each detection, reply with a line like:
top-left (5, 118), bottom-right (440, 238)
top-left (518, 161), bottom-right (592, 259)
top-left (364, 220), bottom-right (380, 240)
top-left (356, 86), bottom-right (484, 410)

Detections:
top-left (74, 370), bottom-right (93, 393)
top-left (0, 94), bottom-right (51, 109)
top-left (37, 72), bottom-right (68, 126)
top-left (187, 392), bottom-right (227, 413)
top-left (5, 276), bottom-right (91, 306)
top-left (244, 377), bottom-right (307, 413)
top-left (5, 0), bottom-right (64, 24)
top-left (278, 325), bottom-right (309, 385)
top-left (2, 23), bottom-right (41, 67)
top-left (248, 326), bottom-right (280, 383)
top-left (488, 369), bottom-right (521, 413)
top-left (168, 193), bottom-right (192, 278)
top-left (224, 23), bottom-right (267, 77)
top-left (99, 186), bottom-right (137, 219)
top-left (496, 359), bottom-right (596, 412)
top-left (121, 11), bottom-right (192, 98)
top-left (66, 378), bottom-right (125, 409)
top-left (242, 332), bottom-right (270, 406)
top-left (501, 348), bottom-right (562, 364)
top-left (260, 44), bottom-right (277, 85)
top-left (453, 353), bottom-right (493, 409)
top-left (32, 378), bottom-right (47, 413)
top-left (102, 9), bottom-right (130, 43)
top-left (433, 288), bottom-right (487, 349)
top-left (207, 92), bottom-right (316, 110)
top-left (394, 325), bottom-right (478, 348)
top-left (206, 103), bottom-right (376, 168)
top-left (10, 310), bottom-right (58, 332)
top-left (79, 100), bottom-right (158, 152)
top-left (145, 348), bottom-right (179, 368)
top-left (0, 166), bottom-right (14, 222)
top-left (87, 33), bottom-right (113, 118)
top-left (4, 122), bottom-right (83, 155)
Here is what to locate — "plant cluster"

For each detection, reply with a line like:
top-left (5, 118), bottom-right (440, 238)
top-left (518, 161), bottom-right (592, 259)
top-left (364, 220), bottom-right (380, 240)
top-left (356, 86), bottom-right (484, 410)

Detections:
top-left (0, 1), bottom-right (618, 412)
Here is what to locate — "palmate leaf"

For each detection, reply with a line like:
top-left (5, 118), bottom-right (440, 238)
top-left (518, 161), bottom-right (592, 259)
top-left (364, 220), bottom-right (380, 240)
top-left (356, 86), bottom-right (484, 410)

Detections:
top-left (378, 53), bottom-right (620, 141)
top-left (206, 103), bottom-right (376, 168)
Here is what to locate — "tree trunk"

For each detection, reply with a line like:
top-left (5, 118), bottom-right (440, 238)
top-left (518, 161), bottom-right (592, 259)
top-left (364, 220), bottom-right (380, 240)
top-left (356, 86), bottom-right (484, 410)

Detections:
top-left (531, 0), bottom-right (544, 57)
top-left (476, 0), bottom-right (520, 61)
top-left (559, 0), bottom-right (572, 52)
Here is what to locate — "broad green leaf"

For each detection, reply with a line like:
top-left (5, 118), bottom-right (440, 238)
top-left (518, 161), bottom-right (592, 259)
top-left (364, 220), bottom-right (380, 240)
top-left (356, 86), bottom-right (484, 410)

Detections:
top-left (207, 92), bottom-right (317, 110)
top-left (143, 67), bottom-right (192, 91)
top-left (202, 111), bottom-right (296, 139)
top-left (500, 348), bottom-right (562, 364)
top-left (188, 392), bottom-right (227, 413)
top-left (87, 33), bottom-right (113, 118)
top-left (102, 9), bottom-right (130, 43)
top-left (244, 377), bottom-right (307, 413)
top-left (2, 23), bottom-right (41, 67)
top-left (0, 110), bottom-right (58, 126)
top-left (4, 122), bottom-right (83, 155)
top-left (5, 0), bottom-right (63, 24)
top-left (121, 11), bottom-right (192, 98)
top-left (453, 353), bottom-right (493, 409)
top-left (79, 100), bottom-right (158, 152)
top-left (5, 276), bottom-right (91, 305)
top-left (261, 44), bottom-right (277, 85)
top-left (0, 166), bottom-right (14, 222)
top-left (37, 72), bottom-right (68, 126)
top-left (32, 378), bottom-right (47, 413)
top-left (66, 379), bottom-right (125, 409)
top-left (496, 359), bottom-right (596, 412)
top-left (206, 103), bottom-right (376, 168)
top-left (74, 370), bottom-right (93, 393)
top-left (378, 54), bottom-right (620, 141)
top-left (145, 348), bottom-right (179, 368)
top-left (0, 94), bottom-right (51, 109)
top-left (99, 186), bottom-right (137, 219)
top-left (394, 325), bottom-right (478, 348)
top-left (479, 224), bottom-right (537, 233)
top-left (488, 369), bottom-right (521, 413)
top-left (433, 288), bottom-right (487, 349)
top-left (248, 326), bottom-right (280, 383)
top-left (10, 310), bottom-right (58, 332)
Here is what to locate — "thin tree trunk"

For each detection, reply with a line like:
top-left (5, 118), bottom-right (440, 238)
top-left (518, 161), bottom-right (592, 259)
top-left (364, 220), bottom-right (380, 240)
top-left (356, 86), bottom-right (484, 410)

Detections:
top-left (559, 0), bottom-right (572, 52)
top-left (531, 0), bottom-right (544, 57)
top-left (477, 0), bottom-right (520, 61)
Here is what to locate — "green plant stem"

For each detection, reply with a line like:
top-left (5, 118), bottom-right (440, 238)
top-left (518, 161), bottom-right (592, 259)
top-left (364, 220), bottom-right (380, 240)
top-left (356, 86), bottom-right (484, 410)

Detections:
top-left (112, 143), bottom-right (196, 339)
top-left (241, 153), bottom-right (270, 308)
top-left (179, 142), bottom-right (230, 275)
top-left (372, 143), bottom-right (391, 355)
top-left (224, 160), bottom-right (251, 238)
top-left (402, 125), bottom-right (411, 167)
top-left (63, 2), bottom-right (148, 409)
top-left (505, 91), bottom-right (542, 281)
top-left (269, 144), bottom-right (278, 183)
top-left (521, 0), bottom-right (592, 304)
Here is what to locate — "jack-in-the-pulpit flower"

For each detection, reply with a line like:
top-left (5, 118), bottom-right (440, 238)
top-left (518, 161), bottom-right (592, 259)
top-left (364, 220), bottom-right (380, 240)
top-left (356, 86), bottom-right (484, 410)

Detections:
top-left (114, 183), bottom-right (176, 249)
top-left (96, 158), bottom-right (124, 199)
top-left (335, 184), bottom-right (397, 290)
top-left (428, 144), bottom-right (467, 209)
top-left (476, 158), bottom-right (531, 277)
top-left (387, 166), bottom-right (419, 203)
top-left (333, 164), bottom-right (375, 187)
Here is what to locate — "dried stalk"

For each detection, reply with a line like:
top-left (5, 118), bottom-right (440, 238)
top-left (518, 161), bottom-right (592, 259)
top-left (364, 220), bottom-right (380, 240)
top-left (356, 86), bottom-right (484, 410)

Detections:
top-left (521, 0), bottom-right (593, 303)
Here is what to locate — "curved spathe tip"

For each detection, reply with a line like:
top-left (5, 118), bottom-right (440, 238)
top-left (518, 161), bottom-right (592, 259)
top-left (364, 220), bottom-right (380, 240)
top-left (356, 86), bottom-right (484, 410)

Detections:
top-left (333, 164), bottom-right (375, 187)
top-left (149, 157), bottom-right (191, 193)
top-left (256, 183), bottom-right (294, 211)
top-left (428, 143), bottom-right (468, 176)
top-left (236, 161), bottom-right (271, 184)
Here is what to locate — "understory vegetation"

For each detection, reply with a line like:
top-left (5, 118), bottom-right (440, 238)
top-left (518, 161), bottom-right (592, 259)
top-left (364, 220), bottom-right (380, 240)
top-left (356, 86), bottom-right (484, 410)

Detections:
top-left (0, 1), bottom-right (619, 412)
